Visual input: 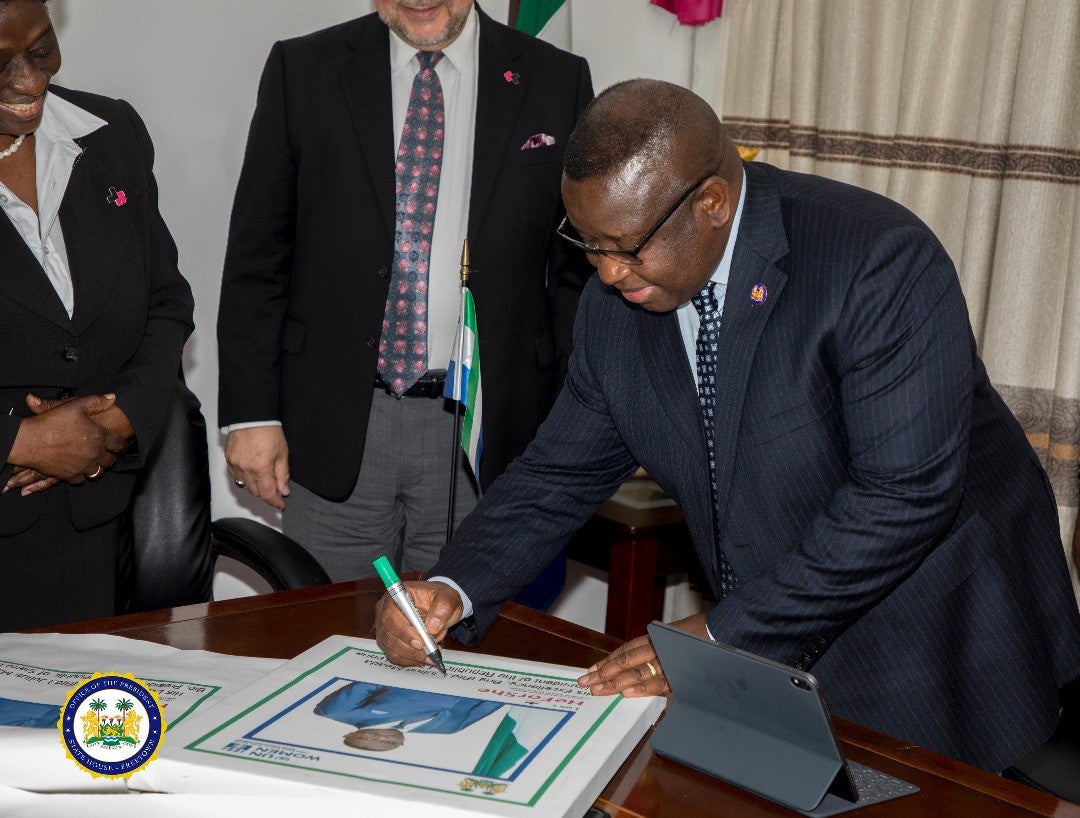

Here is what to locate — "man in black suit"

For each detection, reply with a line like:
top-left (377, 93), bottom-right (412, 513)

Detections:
top-left (218, 1), bottom-right (592, 582)
top-left (375, 79), bottom-right (1080, 772)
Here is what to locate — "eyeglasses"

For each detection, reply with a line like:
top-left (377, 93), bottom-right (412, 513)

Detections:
top-left (557, 172), bottom-right (716, 266)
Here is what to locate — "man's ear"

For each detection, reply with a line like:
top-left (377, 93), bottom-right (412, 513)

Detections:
top-left (700, 178), bottom-right (734, 229)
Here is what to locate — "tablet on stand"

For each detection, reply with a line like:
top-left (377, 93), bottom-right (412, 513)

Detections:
top-left (647, 622), bottom-right (919, 816)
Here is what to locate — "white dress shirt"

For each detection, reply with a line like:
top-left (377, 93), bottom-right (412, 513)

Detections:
top-left (389, 6), bottom-right (479, 373)
top-left (0, 93), bottom-right (107, 318)
top-left (677, 168), bottom-right (745, 640)
top-left (675, 168), bottom-right (747, 387)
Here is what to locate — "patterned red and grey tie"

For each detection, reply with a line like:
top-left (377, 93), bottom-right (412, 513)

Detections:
top-left (378, 50), bottom-right (445, 396)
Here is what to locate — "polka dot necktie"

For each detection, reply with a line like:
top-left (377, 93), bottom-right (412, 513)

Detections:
top-left (691, 280), bottom-right (739, 597)
top-left (378, 50), bottom-right (445, 396)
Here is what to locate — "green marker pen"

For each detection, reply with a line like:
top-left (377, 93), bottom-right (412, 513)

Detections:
top-left (373, 556), bottom-right (447, 675)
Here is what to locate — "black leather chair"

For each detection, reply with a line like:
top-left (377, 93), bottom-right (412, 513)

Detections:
top-left (117, 377), bottom-right (330, 613)
top-left (1004, 676), bottom-right (1080, 805)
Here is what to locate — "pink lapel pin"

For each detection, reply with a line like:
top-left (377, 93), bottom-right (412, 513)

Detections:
top-left (107, 187), bottom-right (127, 207)
top-left (521, 133), bottom-right (556, 150)
top-left (503, 70), bottom-right (520, 84)
top-left (750, 283), bottom-right (767, 304)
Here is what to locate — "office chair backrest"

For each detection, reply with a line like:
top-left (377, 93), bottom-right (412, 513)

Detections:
top-left (118, 378), bottom-right (214, 613)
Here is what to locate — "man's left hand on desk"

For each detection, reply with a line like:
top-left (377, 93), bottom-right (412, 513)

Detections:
top-left (578, 614), bottom-right (711, 697)
top-left (374, 580), bottom-right (463, 667)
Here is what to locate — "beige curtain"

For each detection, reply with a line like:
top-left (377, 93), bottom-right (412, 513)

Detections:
top-left (711, 0), bottom-right (1080, 597)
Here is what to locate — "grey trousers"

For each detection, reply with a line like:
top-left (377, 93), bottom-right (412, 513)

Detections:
top-left (283, 388), bottom-right (480, 582)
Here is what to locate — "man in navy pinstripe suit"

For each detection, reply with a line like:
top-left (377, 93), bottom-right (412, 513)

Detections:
top-left (376, 80), bottom-right (1080, 772)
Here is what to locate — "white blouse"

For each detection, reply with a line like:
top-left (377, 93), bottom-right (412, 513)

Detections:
top-left (0, 92), bottom-right (106, 318)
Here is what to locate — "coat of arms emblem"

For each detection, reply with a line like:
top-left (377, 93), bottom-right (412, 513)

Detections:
top-left (60, 672), bottom-right (165, 779)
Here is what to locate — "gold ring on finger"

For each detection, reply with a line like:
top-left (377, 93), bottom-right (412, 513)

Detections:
top-left (87, 466), bottom-right (103, 480)
top-left (646, 661), bottom-right (658, 678)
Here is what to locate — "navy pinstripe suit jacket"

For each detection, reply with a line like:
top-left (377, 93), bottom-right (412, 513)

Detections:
top-left (431, 161), bottom-right (1080, 771)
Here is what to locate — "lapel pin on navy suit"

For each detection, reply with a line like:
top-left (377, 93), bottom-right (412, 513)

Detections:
top-left (106, 187), bottom-right (127, 207)
top-left (502, 69), bottom-right (520, 84)
top-left (750, 283), bottom-right (768, 304)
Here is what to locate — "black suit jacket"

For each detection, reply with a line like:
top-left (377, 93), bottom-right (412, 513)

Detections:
top-left (217, 7), bottom-right (593, 499)
top-left (0, 86), bottom-right (194, 535)
top-left (433, 161), bottom-right (1080, 771)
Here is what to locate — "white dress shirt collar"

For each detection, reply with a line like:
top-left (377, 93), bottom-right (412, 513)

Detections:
top-left (677, 166), bottom-right (749, 388)
top-left (0, 92), bottom-right (106, 318)
top-left (387, 4), bottom-right (479, 75)
top-left (713, 166), bottom-right (748, 292)
top-left (38, 90), bottom-right (108, 146)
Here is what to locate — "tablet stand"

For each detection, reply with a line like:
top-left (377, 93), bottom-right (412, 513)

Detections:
top-left (647, 623), bottom-right (918, 816)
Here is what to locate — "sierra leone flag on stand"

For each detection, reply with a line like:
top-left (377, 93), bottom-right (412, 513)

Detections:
top-left (444, 287), bottom-right (484, 487)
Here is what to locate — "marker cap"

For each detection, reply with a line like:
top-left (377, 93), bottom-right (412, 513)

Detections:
top-left (373, 556), bottom-right (401, 588)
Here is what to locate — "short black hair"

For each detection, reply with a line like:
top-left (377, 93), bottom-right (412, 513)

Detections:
top-left (564, 79), bottom-right (722, 182)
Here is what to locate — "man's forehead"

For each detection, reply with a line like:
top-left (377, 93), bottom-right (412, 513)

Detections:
top-left (610, 154), bottom-right (655, 191)
top-left (563, 169), bottom-right (669, 232)
top-left (564, 152), bottom-right (662, 190)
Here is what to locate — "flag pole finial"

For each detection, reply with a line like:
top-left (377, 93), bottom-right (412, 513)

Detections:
top-left (459, 239), bottom-right (471, 285)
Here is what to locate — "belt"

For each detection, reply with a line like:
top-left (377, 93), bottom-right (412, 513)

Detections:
top-left (374, 370), bottom-right (447, 398)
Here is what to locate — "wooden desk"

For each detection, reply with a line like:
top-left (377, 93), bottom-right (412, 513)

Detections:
top-left (50, 582), bottom-right (1078, 817)
top-left (572, 478), bottom-right (694, 641)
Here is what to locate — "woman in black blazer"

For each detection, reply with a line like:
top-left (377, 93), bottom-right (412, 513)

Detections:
top-left (0, 0), bottom-right (193, 629)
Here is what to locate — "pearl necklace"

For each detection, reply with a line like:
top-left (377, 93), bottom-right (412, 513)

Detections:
top-left (0, 133), bottom-right (26, 160)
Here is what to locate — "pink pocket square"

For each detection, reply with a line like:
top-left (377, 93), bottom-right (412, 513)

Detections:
top-left (521, 133), bottom-right (556, 150)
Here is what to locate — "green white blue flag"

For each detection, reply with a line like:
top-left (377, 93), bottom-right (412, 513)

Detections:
top-left (514, 0), bottom-right (570, 47)
top-left (444, 287), bottom-right (483, 486)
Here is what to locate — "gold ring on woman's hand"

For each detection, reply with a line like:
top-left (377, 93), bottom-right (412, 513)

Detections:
top-left (646, 661), bottom-right (658, 678)
top-left (87, 466), bottom-right (103, 480)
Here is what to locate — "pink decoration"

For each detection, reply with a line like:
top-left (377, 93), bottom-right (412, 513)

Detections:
top-left (651, 0), bottom-right (722, 25)
top-left (521, 133), bottom-right (556, 150)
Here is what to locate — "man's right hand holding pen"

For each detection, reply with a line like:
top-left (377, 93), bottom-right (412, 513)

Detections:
top-left (375, 576), bottom-right (692, 701)
top-left (374, 580), bottom-right (465, 669)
